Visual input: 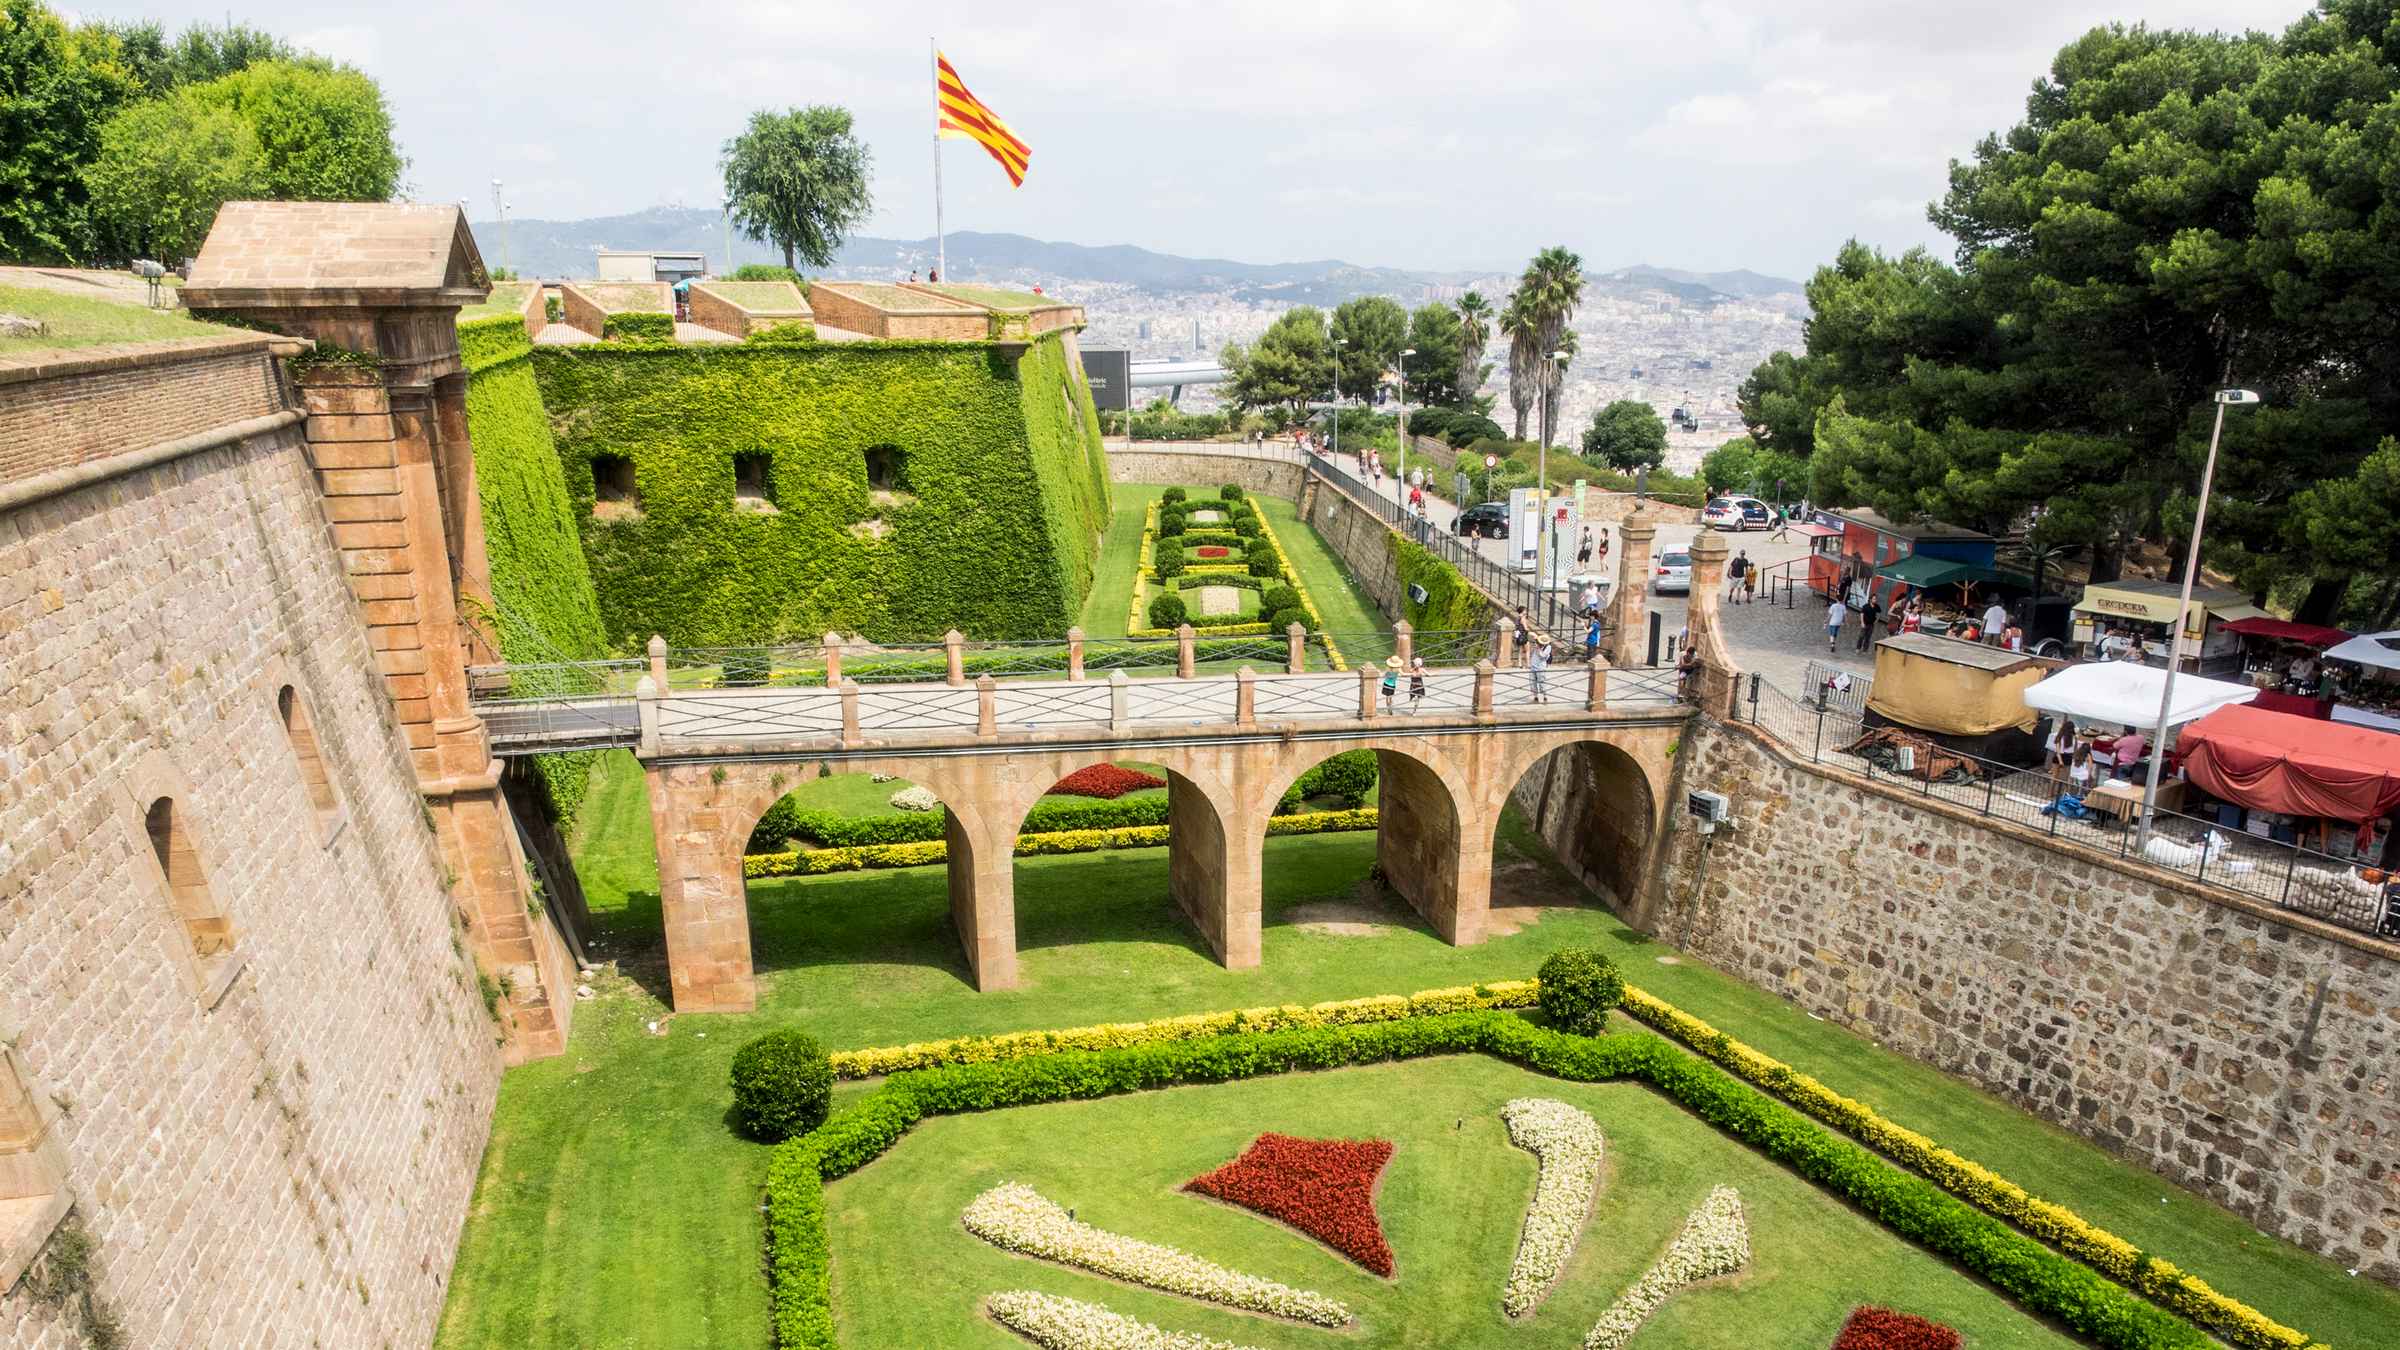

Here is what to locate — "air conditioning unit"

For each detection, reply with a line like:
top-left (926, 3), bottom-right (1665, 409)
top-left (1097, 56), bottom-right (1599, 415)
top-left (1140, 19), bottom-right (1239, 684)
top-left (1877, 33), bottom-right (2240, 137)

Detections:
top-left (1686, 790), bottom-right (1731, 824)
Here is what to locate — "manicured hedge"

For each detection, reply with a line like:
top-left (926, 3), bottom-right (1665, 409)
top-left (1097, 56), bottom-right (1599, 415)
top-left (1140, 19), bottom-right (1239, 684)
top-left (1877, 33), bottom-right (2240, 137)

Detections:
top-left (531, 333), bottom-right (1108, 648)
top-left (458, 315), bottom-right (612, 822)
top-left (765, 1013), bottom-right (2216, 1350)
top-left (1277, 748), bottom-right (1376, 813)
top-left (1617, 990), bottom-right (2323, 1350)
top-left (744, 809), bottom-right (1378, 879)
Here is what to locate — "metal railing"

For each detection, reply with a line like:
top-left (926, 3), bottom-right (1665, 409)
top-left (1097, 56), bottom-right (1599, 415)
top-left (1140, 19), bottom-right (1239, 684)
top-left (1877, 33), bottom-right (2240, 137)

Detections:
top-left (1735, 675), bottom-right (2400, 940)
top-left (1305, 450), bottom-right (1578, 636)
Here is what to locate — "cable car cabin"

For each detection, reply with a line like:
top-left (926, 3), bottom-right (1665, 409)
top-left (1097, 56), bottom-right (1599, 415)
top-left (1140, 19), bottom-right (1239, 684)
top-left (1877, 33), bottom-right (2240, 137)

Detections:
top-left (1802, 508), bottom-right (1997, 608)
top-left (1862, 633), bottom-right (2049, 767)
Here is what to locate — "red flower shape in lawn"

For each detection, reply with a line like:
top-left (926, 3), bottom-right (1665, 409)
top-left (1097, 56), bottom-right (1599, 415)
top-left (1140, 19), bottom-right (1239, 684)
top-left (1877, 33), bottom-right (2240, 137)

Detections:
top-left (1829, 1306), bottom-right (1963, 1350)
top-left (1197, 545), bottom-right (1231, 558)
top-left (1184, 1133), bottom-right (1396, 1277)
top-left (1049, 763), bottom-right (1167, 799)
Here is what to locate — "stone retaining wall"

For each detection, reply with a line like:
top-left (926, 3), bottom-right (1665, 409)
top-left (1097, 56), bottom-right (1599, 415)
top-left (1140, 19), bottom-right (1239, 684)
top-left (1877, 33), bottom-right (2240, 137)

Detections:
top-left (1102, 446), bottom-right (1308, 501)
top-left (1654, 716), bottom-right (2400, 1283)
top-left (0, 412), bottom-right (503, 1347)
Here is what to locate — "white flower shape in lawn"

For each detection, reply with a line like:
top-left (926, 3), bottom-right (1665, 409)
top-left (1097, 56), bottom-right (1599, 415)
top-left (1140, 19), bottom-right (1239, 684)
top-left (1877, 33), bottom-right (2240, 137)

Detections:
top-left (962, 1182), bottom-right (1352, 1327)
top-left (1501, 1097), bottom-right (1607, 1318)
top-left (986, 1290), bottom-right (1266, 1350)
top-left (889, 784), bottom-right (941, 812)
top-left (1581, 1184), bottom-right (1751, 1350)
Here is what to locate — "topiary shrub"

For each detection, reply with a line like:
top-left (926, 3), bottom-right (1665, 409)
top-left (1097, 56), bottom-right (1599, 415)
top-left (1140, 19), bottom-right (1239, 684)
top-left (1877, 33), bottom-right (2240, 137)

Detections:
top-left (1249, 556), bottom-right (1283, 579)
top-left (1161, 487), bottom-right (1187, 504)
top-left (1158, 512), bottom-right (1187, 538)
top-left (1233, 517), bottom-right (1260, 539)
top-left (1148, 592), bottom-right (1189, 629)
top-left (1266, 606), bottom-right (1306, 635)
top-left (1261, 583), bottom-right (1301, 614)
top-left (1221, 484), bottom-right (1246, 502)
top-left (729, 1029), bottom-right (833, 1141)
top-left (1155, 550), bottom-right (1185, 579)
top-left (1536, 948), bottom-right (1625, 1035)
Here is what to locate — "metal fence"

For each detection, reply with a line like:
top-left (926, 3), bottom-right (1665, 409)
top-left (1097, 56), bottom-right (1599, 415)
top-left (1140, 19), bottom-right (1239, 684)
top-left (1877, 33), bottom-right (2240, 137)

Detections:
top-left (1304, 451), bottom-right (1579, 635)
top-left (1734, 675), bottom-right (2400, 939)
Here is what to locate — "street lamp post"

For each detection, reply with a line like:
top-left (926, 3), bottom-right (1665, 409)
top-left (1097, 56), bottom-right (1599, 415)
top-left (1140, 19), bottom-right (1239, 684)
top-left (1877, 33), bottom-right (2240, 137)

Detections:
top-left (2135, 388), bottom-right (2260, 851)
top-left (1396, 347), bottom-right (1417, 492)
top-left (1535, 349), bottom-right (1568, 605)
top-left (1330, 337), bottom-right (1349, 466)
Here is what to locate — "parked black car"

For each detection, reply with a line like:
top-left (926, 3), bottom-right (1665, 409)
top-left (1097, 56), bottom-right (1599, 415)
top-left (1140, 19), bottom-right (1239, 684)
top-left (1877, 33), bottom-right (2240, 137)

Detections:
top-left (1452, 502), bottom-right (1510, 539)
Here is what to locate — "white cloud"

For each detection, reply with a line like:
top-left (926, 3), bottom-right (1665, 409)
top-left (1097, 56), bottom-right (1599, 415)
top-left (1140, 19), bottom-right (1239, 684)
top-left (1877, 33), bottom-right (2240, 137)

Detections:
top-left (291, 23), bottom-right (380, 69)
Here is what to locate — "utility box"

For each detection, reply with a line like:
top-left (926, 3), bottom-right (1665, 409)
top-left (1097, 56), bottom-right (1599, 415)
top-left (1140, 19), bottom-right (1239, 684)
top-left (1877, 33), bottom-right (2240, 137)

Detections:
top-left (1686, 790), bottom-right (1731, 824)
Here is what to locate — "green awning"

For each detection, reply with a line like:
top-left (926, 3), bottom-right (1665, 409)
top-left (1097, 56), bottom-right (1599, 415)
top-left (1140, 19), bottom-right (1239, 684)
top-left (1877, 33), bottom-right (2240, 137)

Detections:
top-left (1876, 555), bottom-right (1995, 591)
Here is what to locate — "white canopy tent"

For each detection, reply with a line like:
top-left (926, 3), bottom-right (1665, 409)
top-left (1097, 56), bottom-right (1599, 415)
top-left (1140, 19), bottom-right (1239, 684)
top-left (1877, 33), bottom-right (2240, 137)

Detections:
top-left (2324, 631), bottom-right (2400, 672)
top-left (2022, 662), bottom-right (2259, 730)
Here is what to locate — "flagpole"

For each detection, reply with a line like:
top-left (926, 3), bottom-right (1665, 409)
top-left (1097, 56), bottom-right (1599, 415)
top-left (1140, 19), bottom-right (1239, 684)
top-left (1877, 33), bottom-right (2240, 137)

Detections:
top-left (931, 38), bottom-right (946, 281)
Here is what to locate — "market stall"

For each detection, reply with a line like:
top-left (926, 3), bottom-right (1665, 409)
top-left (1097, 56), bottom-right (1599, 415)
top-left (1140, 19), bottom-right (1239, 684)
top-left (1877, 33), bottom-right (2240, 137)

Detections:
top-left (2069, 580), bottom-right (2266, 677)
top-left (1804, 508), bottom-right (1996, 608)
top-left (1874, 554), bottom-right (2001, 635)
top-left (2221, 615), bottom-right (2349, 698)
top-left (2317, 630), bottom-right (2400, 730)
top-left (2178, 704), bottom-right (2400, 854)
top-left (1862, 633), bottom-right (2045, 764)
top-left (2022, 660), bottom-right (2259, 729)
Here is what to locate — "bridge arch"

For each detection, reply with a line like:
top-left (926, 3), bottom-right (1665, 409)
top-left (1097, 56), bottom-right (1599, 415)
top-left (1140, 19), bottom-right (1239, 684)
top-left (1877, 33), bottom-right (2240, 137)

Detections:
top-left (1484, 732), bottom-right (1673, 922)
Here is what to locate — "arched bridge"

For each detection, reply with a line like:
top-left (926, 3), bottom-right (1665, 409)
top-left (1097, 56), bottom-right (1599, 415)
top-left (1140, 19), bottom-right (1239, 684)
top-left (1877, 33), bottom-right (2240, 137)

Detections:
top-left (465, 629), bottom-right (1693, 1012)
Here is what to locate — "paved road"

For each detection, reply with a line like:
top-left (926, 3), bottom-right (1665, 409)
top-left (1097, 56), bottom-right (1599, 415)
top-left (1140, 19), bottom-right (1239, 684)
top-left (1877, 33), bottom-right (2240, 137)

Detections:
top-left (1325, 445), bottom-right (1873, 691)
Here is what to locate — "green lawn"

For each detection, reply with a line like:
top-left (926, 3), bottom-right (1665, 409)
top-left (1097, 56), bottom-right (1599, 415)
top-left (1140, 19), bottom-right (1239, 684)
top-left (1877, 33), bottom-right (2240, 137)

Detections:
top-left (438, 749), bottom-right (2399, 1350)
top-left (830, 1057), bottom-right (2079, 1348)
top-left (0, 283), bottom-right (240, 354)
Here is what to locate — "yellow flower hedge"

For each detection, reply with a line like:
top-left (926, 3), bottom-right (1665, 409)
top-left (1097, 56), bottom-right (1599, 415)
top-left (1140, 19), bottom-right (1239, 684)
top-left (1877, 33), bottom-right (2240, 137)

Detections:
top-left (745, 809), bottom-right (1379, 880)
top-left (828, 979), bottom-right (1538, 1077)
top-left (1615, 986), bottom-right (2324, 1350)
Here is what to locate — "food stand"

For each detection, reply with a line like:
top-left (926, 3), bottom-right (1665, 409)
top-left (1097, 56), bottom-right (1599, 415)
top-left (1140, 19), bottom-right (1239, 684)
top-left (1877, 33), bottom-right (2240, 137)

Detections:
top-left (1804, 508), bottom-right (1997, 609)
top-left (2319, 630), bottom-right (2400, 731)
top-left (1862, 633), bottom-right (2045, 764)
top-left (2069, 580), bottom-right (2266, 677)
top-left (1874, 554), bottom-right (2001, 634)
top-left (2221, 616), bottom-right (2349, 693)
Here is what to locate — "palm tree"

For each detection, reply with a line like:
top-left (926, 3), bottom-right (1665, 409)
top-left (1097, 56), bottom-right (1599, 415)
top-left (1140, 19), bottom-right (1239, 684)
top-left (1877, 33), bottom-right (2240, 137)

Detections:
top-left (1455, 290), bottom-right (1492, 403)
top-left (1500, 291), bottom-right (1538, 441)
top-left (1516, 247), bottom-right (1585, 444)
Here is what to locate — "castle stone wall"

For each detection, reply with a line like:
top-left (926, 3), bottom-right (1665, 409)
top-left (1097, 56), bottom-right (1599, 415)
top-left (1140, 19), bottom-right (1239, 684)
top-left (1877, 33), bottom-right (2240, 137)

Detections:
top-left (0, 350), bottom-right (502, 1347)
top-left (1657, 717), bottom-right (2400, 1282)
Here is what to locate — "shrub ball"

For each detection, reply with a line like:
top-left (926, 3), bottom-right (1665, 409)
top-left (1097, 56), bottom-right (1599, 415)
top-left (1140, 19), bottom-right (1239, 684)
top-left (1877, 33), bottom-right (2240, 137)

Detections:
top-left (1155, 551), bottom-right (1186, 579)
top-left (1261, 584), bottom-right (1301, 614)
top-left (1159, 513), bottom-right (1187, 537)
top-left (1266, 606), bottom-right (1306, 635)
top-left (729, 1029), bottom-right (834, 1141)
top-left (1220, 483), bottom-right (1245, 501)
top-left (1148, 592), bottom-right (1190, 629)
top-left (1536, 948), bottom-right (1625, 1035)
top-left (1249, 556), bottom-right (1283, 579)
top-left (1233, 517), bottom-right (1260, 539)
top-left (1162, 487), bottom-right (1187, 504)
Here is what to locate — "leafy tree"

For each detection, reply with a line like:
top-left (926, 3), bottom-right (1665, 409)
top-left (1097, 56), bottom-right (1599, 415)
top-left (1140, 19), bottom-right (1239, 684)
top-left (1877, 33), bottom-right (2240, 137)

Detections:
top-left (1219, 307), bottom-right (1333, 425)
top-left (84, 18), bottom-right (296, 94)
top-left (189, 60), bottom-right (402, 201)
top-left (1582, 399), bottom-right (1666, 471)
top-left (730, 263), bottom-right (801, 282)
top-left (721, 105), bottom-right (873, 273)
top-left (1454, 289), bottom-right (1492, 404)
top-left (1702, 434), bottom-right (1810, 500)
top-left (1401, 302), bottom-right (1463, 406)
top-left (0, 0), bottom-right (139, 262)
top-left (1329, 295), bottom-right (1407, 402)
top-left (83, 90), bottom-right (263, 262)
top-left (1499, 290), bottom-right (1538, 441)
top-left (1736, 350), bottom-right (1828, 456)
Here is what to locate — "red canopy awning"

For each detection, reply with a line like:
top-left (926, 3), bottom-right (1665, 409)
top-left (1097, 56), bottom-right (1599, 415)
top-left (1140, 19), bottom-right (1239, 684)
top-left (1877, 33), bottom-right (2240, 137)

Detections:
top-left (2219, 616), bottom-right (2350, 648)
top-left (2178, 704), bottom-right (2400, 823)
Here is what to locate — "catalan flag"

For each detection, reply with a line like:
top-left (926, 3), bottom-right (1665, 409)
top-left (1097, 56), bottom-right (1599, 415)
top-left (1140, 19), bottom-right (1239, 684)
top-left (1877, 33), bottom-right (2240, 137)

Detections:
top-left (937, 52), bottom-right (1030, 187)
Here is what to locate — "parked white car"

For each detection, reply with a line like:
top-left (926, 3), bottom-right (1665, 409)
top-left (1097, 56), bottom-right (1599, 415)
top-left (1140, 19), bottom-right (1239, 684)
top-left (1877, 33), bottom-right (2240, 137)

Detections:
top-left (1653, 550), bottom-right (1693, 594)
top-left (1701, 496), bottom-right (1772, 530)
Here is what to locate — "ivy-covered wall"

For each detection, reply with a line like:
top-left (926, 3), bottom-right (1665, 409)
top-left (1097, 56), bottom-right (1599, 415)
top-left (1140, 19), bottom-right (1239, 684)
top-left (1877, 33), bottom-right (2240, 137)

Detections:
top-left (529, 334), bottom-right (1111, 646)
top-left (1394, 535), bottom-right (1492, 634)
top-left (459, 315), bottom-right (612, 821)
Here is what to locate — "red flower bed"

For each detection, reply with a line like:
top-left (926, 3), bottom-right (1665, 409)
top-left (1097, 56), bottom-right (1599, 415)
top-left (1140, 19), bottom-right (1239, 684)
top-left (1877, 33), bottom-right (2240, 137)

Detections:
top-left (1049, 763), bottom-right (1167, 799)
top-left (1197, 545), bottom-right (1231, 558)
top-left (1184, 1133), bottom-right (1395, 1276)
top-left (1829, 1307), bottom-right (1962, 1350)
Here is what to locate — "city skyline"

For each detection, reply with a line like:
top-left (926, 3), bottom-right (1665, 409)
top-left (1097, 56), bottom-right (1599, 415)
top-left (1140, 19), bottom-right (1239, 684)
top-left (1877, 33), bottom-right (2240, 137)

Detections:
top-left (71, 0), bottom-right (2308, 280)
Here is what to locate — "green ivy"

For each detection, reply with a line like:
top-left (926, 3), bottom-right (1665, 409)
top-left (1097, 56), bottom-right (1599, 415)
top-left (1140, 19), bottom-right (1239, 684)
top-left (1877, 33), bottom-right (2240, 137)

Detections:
top-left (600, 311), bottom-right (675, 343)
top-left (458, 315), bottom-right (611, 821)
top-left (1394, 535), bottom-right (1490, 634)
top-left (529, 333), bottom-right (1110, 647)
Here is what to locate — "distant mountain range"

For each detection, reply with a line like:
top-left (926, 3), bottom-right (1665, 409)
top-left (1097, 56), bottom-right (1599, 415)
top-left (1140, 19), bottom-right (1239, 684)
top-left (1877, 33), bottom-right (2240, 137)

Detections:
top-left (466, 206), bottom-right (1802, 305)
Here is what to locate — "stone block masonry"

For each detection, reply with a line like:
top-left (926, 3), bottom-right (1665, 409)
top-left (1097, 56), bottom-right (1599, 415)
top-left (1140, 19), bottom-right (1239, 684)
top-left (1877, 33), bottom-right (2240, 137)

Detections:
top-left (0, 413), bottom-right (504, 1347)
top-left (1659, 717), bottom-right (2400, 1283)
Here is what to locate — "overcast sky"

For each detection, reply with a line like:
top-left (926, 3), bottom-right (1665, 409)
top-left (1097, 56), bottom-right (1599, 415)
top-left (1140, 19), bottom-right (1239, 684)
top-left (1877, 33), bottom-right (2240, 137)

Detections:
top-left (79, 0), bottom-right (2310, 280)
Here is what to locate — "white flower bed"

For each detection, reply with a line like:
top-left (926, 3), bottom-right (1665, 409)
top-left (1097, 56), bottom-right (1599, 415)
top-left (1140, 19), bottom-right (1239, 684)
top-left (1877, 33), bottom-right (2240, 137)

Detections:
top-left (984, 1290), bottom-right (1265, 1350)
top-left (1582, 1185), bottom-right (1751, 1349)
top-left (1500, 1097), bottom-right (1606, 1317)
top-left (889, 785), bottom-right (940, 812)
top-left (963, 1183), bottom-right (1350, 1327)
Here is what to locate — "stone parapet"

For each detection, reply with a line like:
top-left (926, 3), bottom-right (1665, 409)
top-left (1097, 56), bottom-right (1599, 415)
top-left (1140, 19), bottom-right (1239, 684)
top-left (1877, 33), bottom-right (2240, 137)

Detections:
top-left (0, 336), bottom-right (294, 489)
